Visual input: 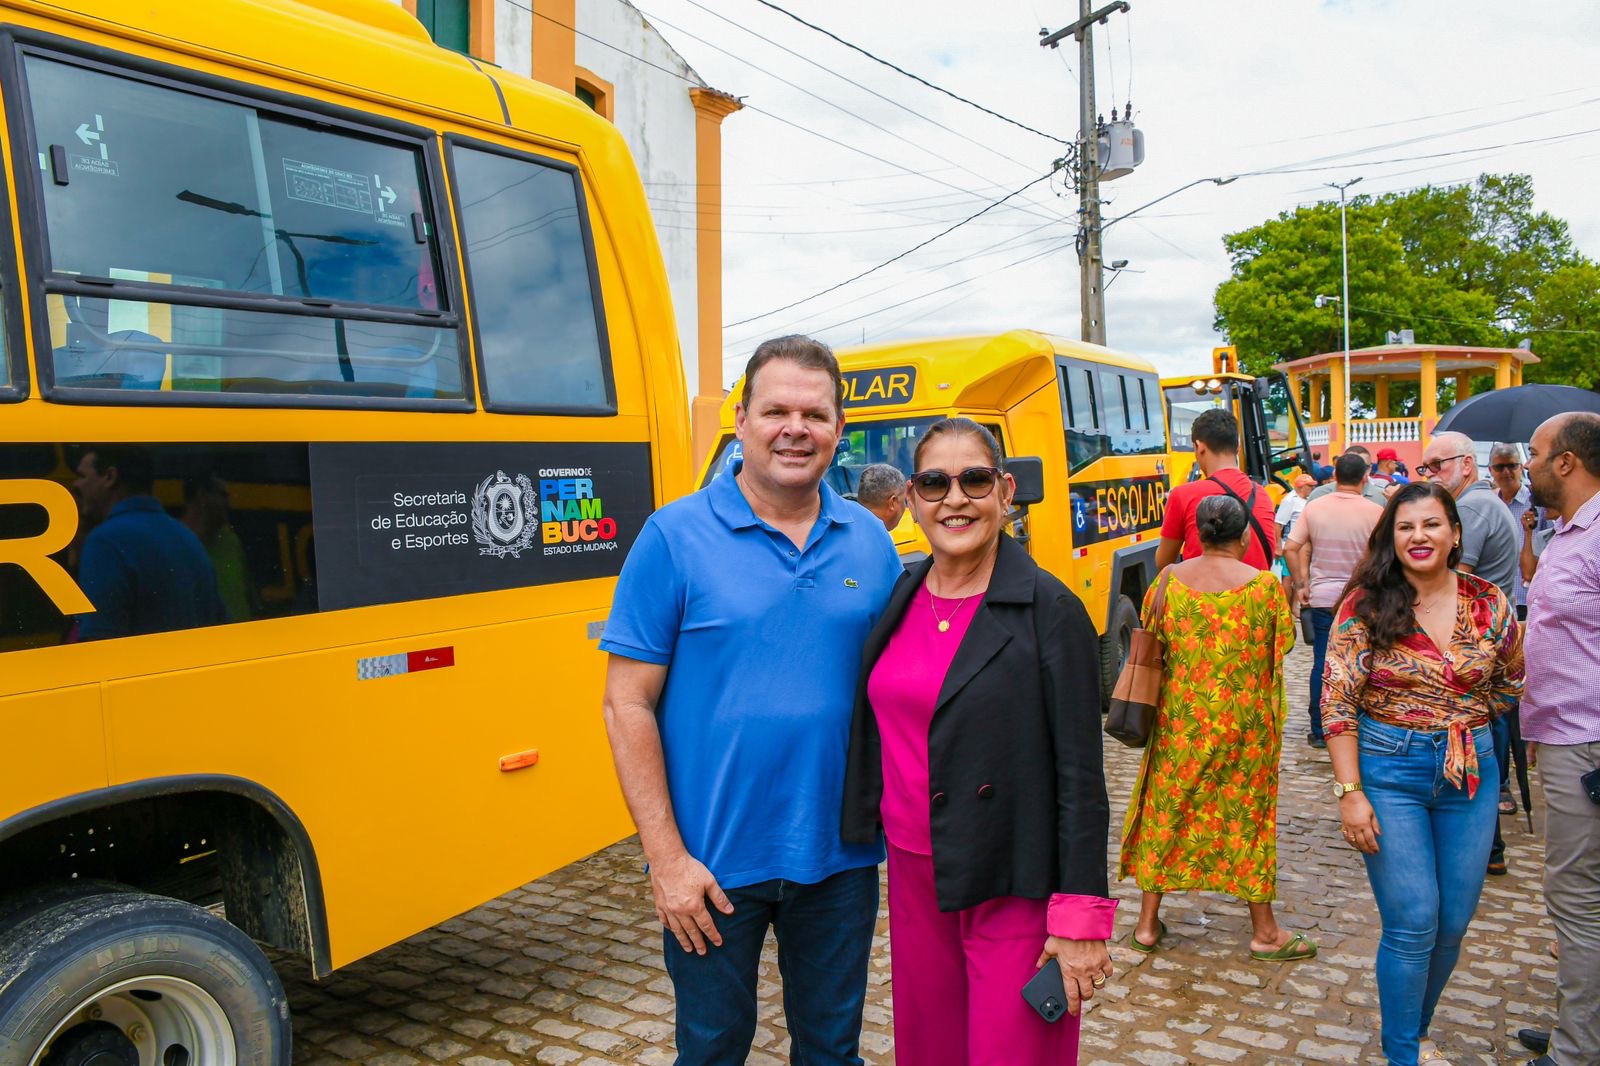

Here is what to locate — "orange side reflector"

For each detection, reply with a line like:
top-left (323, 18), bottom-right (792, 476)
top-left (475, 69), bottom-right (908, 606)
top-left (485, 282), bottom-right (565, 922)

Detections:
top-left (499, 749), bottom-right (540, 772)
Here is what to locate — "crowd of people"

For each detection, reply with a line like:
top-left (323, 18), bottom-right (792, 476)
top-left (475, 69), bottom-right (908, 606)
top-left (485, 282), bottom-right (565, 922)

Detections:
top-left (598, 334), bottom-right (1598, 1066)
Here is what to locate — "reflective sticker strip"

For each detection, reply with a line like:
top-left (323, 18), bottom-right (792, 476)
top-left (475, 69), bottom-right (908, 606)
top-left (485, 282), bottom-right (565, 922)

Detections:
top-left (407, 646), bottom-right (454, 672)
top-left (586, 619), bottom-right (606, 641)
top-left (357, 647), bottom-right (455, 680)
top-left (357, 653), bottom-right (408, 680)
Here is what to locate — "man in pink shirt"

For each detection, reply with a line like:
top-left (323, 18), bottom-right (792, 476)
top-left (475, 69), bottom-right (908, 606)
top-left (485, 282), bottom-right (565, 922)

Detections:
top-left (1284, 452), bottom-right (1384, 749)
top-left (1517, 412), bottom-right (1600, 1066)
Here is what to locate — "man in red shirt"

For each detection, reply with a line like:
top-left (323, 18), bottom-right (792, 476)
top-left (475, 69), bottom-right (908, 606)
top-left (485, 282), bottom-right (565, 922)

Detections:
top-left (1155, 409), bottom-right (1278, 570)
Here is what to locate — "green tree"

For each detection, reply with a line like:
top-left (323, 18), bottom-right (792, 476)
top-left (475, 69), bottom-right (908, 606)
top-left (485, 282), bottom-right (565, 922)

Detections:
top-left (1525, 260), bottom-right (1600, 389)
top-left (1213, 173), bottom-right (1585, 382)
top-left (1214, 198), bottom-right (1498, 375)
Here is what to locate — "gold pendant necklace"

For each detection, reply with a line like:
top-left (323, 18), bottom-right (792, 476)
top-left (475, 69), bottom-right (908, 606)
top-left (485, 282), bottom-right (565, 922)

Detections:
top-left (929, 585), bottom-right (969, 633)
top-left (931, 597), bottom-right (967, 633)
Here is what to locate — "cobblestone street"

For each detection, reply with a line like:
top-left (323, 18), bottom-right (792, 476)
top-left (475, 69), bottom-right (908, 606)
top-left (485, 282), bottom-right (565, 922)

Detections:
top-left (280, 642), bottom-right (1560, 1064)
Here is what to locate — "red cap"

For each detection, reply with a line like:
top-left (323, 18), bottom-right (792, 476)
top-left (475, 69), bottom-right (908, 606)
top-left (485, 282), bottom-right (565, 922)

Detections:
top-left (1376, 448), bottom-right (1400, 461)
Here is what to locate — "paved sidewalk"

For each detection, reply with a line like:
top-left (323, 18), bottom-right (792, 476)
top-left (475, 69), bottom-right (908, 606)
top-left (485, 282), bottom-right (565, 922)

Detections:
top-left (281, 642), bottom-right (1559, 1064)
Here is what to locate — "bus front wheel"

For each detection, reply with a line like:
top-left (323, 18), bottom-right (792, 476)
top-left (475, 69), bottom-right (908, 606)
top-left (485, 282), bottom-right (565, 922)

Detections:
top-left (0, 888), bottom-right (290, 1066)
top-left (1100, 593), bottom-right (1141, 711)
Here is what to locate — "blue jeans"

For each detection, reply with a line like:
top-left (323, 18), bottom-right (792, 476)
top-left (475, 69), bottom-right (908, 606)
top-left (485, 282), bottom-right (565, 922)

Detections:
top-left (662, 864), bottom-right (879, 1065)
top-left (1358, 716), bottom-right (1498, 1066)
top-left (1307, 607), bottom-right (1335, 740)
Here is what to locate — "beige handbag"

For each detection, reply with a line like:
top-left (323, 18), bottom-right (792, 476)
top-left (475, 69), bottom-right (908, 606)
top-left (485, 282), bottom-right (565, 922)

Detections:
top-left (1105, 569), bottom-right (1171, 748)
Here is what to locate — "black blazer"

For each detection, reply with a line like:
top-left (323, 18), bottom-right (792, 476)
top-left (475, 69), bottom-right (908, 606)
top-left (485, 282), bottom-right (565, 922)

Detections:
top-left (842, 534), bottom-right (1111, 913)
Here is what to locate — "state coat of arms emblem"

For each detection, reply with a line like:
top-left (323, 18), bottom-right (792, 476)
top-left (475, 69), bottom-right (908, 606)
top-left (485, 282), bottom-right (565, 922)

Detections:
top-left (472, 471), bottom-right (537, 558)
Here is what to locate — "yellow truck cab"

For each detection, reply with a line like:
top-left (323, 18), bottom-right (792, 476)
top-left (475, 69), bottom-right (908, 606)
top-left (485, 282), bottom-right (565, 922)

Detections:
top-left (1160, 347), bottom-right (1315, 501)
top-left (700, 330), bottom-right (1171, 703)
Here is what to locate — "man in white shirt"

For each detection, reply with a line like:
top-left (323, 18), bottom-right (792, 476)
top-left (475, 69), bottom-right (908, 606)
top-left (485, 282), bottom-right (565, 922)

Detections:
top-left (1274, 474), bottom-right (1314, 612)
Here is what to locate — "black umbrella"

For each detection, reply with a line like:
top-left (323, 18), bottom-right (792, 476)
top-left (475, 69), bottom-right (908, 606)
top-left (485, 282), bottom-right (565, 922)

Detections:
top-left (1433, 383), bottom-right (1600, 442)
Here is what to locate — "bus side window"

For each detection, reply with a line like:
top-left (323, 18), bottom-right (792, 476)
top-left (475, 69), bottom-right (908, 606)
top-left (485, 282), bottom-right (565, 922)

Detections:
top-left (0, 285), bottom-right (10, 396)
top-left (1059, 365), bottom-right (1108, 473)
top-left (450, 142), bottom-right (613, 413)
top-left (1102, 371), bottom-right (1164, 457)
top-left (24, 54), bottom-right (462, 401)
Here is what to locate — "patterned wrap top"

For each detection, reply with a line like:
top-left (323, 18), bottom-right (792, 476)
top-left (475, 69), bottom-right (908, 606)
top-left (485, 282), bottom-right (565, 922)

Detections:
top-left (1321, 572), bottom-right (1524, 797)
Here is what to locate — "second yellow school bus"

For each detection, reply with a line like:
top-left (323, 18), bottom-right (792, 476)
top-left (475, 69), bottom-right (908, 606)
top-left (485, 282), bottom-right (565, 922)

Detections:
top-left (701, 330), bottom-right (1170, 700)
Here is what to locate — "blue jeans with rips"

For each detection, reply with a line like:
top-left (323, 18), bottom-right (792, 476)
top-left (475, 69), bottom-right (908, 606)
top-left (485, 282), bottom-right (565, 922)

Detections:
top-left (1357, 715), bottom-right (1498, 1066)
top-left (661, 864), bottom-right (879, 1066)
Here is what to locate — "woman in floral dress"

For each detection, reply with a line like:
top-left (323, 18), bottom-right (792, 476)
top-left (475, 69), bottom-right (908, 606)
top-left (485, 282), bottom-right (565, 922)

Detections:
top-left (1119, 495), bottom-right (1316, 961)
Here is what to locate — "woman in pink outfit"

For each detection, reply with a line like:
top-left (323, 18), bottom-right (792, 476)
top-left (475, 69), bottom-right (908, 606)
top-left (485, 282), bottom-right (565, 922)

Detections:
top-left (843, 418), bottom-right (1115, 1065)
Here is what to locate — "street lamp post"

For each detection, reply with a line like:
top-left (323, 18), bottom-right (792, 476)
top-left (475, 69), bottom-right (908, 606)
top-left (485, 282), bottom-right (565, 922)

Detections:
top-left (1326, 177), bottom-right (1362, 446)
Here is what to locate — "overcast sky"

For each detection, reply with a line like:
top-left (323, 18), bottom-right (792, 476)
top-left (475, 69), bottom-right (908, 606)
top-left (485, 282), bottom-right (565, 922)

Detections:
top-left (628, 0), bottom-right (1600, 383)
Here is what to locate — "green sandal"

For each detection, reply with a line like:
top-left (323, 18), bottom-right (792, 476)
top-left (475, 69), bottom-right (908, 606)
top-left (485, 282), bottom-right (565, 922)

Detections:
top-left (1250, 930), bottom-right (1318, 962)
top-left (1129, 919), bottom-right (1166, 953)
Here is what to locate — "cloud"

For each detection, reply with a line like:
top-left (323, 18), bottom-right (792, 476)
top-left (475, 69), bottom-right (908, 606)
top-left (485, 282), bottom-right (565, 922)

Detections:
top-left (638, 0), bottom-right (1600, 383)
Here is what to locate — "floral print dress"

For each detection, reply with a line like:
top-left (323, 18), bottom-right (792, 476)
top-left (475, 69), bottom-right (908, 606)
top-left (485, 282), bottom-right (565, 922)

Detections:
top-left (1118, 571), bottom-right (1295, 902)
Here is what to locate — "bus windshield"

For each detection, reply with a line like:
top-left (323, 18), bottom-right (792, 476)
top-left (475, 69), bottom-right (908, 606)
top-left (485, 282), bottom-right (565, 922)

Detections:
top-left (702, 415), bottom-right (941, 496)
top-left (1162, 381), bottom-right (1236, 452)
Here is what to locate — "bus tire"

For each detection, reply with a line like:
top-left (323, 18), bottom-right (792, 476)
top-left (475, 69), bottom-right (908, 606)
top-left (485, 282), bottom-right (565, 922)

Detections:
top-left (1100, 594), bottom-right (1141, 711)
top-left (0, 889), bottom-right (290, 1066)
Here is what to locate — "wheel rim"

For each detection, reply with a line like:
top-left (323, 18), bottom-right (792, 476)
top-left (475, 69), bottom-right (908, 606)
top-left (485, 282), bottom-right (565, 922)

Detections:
top-left (30, 976), bottom-right (235, 1066)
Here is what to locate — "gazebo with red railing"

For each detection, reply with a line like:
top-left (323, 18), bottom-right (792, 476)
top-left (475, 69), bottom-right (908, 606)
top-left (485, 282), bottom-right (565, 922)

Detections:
top-left (1272, 343), bottom-right (1540, 469)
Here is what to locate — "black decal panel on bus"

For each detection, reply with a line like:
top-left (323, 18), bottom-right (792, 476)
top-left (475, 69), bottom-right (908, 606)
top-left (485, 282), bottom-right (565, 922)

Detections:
top-left (0, 441), bottom-right (651, 651)
top-left (309, 442), bottom-right (652, 611)
top-left (1066, 476), bottom-right (1169, 549)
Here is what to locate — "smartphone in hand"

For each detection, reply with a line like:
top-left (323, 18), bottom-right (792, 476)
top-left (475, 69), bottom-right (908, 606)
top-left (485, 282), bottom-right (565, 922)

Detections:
top-left (1021, 958), bottom-right (1067, 1023)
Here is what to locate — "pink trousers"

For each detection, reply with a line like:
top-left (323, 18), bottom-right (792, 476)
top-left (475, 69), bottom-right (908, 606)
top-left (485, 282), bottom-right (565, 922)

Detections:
top-left (886, 843), bottom-right (1080, 1066)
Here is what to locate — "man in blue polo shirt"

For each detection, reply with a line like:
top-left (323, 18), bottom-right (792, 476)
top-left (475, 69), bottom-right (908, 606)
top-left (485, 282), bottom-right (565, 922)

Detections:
top-left (601, 335), bottom-right (902, 1065)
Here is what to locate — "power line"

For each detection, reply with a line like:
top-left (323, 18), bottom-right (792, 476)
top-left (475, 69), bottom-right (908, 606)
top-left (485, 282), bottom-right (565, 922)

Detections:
top-left (636, 6), bottom-right (1057, 221)
top-left (724, 168), bottom-right (1060, 328)
top-left (738, 104), bottom-right (1061, 223)
top-left (1240, 83), bottom-right (1600, 150)
top-left (747, 0), bottom-right (1070, 144)
top-left (518, 2), bottom-right (1062, 221)
top-left (725, 221), bottom-right (1066, 351)
top-left (1346, 301), bottom-right (1600, 337)
top-left (726, 236), bottom-right (1073, 360)
top-left (673, 0), bottom-right (1043, 176)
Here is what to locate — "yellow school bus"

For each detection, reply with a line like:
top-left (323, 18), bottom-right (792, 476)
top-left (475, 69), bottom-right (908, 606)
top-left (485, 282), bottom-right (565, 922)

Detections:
top-left (700, 330), bottom-right (1169, 701)
top-left (1160, 346), bottom-right (1314, 500)
top-left (0, 0), bottom-right (688, 1060)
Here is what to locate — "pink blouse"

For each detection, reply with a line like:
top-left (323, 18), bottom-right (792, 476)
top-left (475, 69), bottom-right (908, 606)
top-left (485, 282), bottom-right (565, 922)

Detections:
top-left (868, 584), bottom-right (1117, 940)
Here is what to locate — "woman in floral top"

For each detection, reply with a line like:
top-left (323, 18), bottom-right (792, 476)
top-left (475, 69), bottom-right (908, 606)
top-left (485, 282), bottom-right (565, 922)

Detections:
top-left (1322, 482), bottom-right (1523, 1066)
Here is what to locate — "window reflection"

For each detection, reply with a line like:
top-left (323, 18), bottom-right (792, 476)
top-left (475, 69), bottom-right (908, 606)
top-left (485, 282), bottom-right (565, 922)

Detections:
top-left (0, 443), bottom-right (317, 652)
top-left (25, 54), bottom-right (454, 400)
top-left (452, 145), bottom-right (610, 410)
top-left (50, 296), bottom-right (461, 397)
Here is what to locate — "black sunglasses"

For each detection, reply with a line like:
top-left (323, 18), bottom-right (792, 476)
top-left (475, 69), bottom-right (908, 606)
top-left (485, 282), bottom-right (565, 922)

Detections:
top-left (1417, 453), bottom-right (1470, 476)
top-left (910, 466), bottom-right (1002, 502)
top-left (1489, 462), bottom-right (1523, 473)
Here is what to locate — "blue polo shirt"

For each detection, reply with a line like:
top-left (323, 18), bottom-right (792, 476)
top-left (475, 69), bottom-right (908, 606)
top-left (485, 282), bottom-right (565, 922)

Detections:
top-left (77, 495), bottom-right (227, 641)
top-left (600, 465), bottom-right (902, 889)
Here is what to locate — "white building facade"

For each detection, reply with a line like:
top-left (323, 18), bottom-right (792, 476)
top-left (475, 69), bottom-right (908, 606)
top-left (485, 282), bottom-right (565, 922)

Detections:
top-left (388, 0), bottom-right (739, 460)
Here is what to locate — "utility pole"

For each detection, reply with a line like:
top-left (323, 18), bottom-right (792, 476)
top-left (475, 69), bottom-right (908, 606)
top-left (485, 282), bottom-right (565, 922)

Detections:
top-left (1042, 1), bottom-right (1129, 346)
top-left (1326, 176), bottom-right (1361, 433)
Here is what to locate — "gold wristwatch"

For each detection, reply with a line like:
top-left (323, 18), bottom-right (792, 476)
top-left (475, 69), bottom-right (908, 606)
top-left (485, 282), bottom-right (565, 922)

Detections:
top-left (1332, 781), bottom-right (1363, 799)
